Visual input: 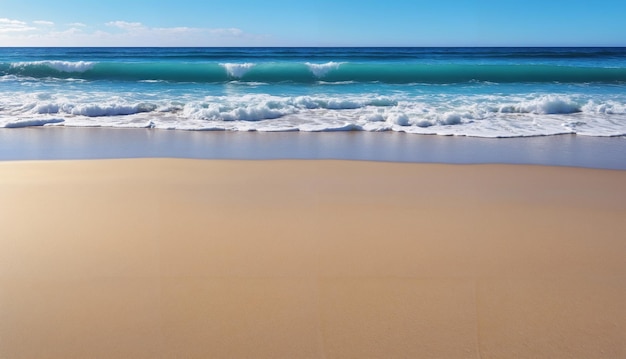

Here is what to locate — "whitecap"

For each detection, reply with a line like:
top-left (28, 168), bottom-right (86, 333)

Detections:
top-left (305, 62), bottom-right (343, 78)
top-left (11, 60), bottom-right (95, 73)
top-left (220, 63), bottom-right (256, 78)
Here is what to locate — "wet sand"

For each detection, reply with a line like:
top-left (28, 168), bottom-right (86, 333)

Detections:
top-left (1, 159), bottom-right (624, 358)
top-left (2, 127), bottom-right (626, 170)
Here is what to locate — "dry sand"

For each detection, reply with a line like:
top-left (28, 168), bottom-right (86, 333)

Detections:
top-left (0, 159), bottom-right (624, 358)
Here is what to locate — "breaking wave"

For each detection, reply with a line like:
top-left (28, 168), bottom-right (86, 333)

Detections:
top-left (3, 61), bottom-right (626, 84)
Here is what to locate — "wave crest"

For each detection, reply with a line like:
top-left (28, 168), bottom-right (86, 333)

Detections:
top-left (220, 63), bottom-right (256, 78)
top-left (11, 61), bottom-right (95, 73)
top-left (305, 62), bottom-right (343, 77)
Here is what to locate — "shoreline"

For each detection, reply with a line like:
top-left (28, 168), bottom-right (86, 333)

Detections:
top-left (1, 127), bottom-right (625, 169)
top-left (1, 158), bottom-right (625, 358)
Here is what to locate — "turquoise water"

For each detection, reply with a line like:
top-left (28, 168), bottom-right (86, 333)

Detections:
top-left (1, 47), bottom-right (625, 137)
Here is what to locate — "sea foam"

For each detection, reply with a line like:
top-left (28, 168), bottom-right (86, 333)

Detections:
top-left (4, 118), bottom-right (64, 128)
top-left (31, 102), bottom-right (157, 117)
top-left (2, 81), bottom-right (625, 137)
top-left (500, 96), bottom-right (582, 114)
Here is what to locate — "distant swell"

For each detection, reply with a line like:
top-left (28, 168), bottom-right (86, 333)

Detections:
top-left (3, 61), bottom-right (626, 84)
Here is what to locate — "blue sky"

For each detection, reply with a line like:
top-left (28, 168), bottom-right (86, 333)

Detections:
top-left (1, 0), bottom-right (625, 46)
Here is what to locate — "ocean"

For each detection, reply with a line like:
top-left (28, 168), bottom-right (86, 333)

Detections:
top-left (1, 47), bottom-right (626, 137)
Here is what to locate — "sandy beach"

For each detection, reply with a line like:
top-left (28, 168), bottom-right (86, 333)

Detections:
top-left (1, 158), bottom-right (624, 358)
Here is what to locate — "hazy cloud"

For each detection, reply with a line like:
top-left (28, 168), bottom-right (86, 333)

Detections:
top-left (208, 28), bottom-right (244, 37)
top-left (106, 21), bottom-right (145, 30)
top-left (0, 18), bottom-right (36, 33)
top-left (103, 21), bottom-right (250, 44)
top-left (108, 21), bottom-right (243, 38)
top-left (33, 20), bottom-right (55, 26)
top-left (0, 18), bottom-right (264, 46)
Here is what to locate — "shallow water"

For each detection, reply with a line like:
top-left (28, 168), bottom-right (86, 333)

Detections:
top-left (1, 128), bottom-right (624, 170)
